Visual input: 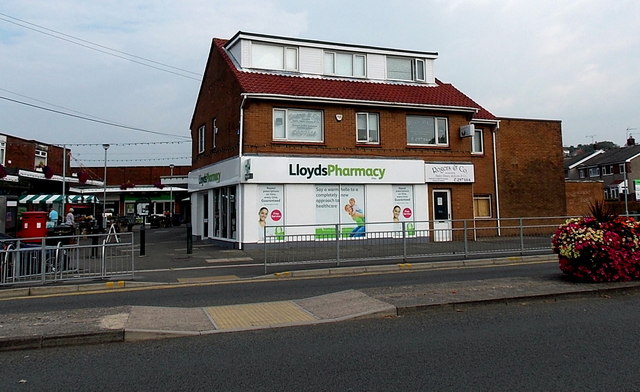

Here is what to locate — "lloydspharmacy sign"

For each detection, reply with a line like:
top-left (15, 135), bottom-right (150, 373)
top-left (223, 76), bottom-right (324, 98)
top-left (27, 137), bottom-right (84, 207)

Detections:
top-left (288, 163), bottom-right (386, 180)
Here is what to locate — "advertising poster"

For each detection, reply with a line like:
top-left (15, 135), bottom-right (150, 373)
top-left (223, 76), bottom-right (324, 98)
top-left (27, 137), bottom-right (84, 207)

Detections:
top-left (257, 185), bottom-right (284, 241)
top-left (392, 185), bottom-right (415, 236)
top-left (315, 185), bottom-right (340, 239)
top-left (340, 185), bottom-right (366, 238)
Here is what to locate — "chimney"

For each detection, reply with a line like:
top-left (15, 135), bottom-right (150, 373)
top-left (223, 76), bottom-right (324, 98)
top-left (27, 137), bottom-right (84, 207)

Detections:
top-left (627, 137), bottom-right (635, 146)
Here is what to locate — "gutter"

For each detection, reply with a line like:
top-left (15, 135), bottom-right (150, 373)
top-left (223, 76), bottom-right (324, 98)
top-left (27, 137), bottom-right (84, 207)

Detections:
top-left (237, 95), bottom-right (247, 249)
top-left (491, 122), bottom-right (501, 235)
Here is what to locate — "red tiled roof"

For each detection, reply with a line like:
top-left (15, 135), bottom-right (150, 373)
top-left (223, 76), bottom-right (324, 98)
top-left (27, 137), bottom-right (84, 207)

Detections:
top-left (214, 39), bottom-right (496, 121)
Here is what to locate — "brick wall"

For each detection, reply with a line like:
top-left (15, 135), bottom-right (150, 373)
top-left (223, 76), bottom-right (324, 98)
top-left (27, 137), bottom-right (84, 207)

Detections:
top-left (565, 180), bottom-right (603, 216)
top-left (4, 135), bottom-right (68, 174)
top-left (79, 165), bottom-right (190, 186)
top-left (496, 118), bottom-right (566, 217)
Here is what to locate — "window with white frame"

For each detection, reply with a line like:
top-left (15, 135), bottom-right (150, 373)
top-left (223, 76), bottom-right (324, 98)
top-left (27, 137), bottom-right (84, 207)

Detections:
top-left (324, 52), bottom-right (366, 77)
top-left (579, 169), bottom-right (586, 179)
top-left (212, 118), bottom-right (218, 149)
top-left (619, 163), bottom-right (626, 174)
top-left (588, 167), bottom-right (600, 177)
top-left (471, 128), bottom-right (483, 154)
top-left (406, 115), bottom-right (448, 146)
top-left (273, 109), bottom-right (323, 142)
top-left (34, 147), bottom-right (47, 169)
top-left (356, 112), bottom-right (379, 143)
top-left (198, 125), bottom-right (205, 153)
top-left (387, 57), bottom-right (426, 82)
top-left (0, 136), bottom-right (5, 165)
top-left (252, 43), bottom-right (298, 71)
top-left (473, 195), bottom-right (492, 218)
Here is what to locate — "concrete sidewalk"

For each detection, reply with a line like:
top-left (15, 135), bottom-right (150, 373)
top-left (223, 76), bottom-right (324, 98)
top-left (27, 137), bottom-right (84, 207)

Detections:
top-left (3, 268), bottom-right (640, 352)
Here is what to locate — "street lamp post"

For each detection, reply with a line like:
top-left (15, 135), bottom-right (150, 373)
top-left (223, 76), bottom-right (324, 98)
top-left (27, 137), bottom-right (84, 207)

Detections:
top-left (169, 163), bottom-right (175, 220)
top-left (102, 144), bottom-right (109, 229)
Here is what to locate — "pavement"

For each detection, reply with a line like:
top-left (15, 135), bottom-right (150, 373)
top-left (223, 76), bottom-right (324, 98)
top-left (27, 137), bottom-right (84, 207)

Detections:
top-left (3, 228), bottom-right (640, 352)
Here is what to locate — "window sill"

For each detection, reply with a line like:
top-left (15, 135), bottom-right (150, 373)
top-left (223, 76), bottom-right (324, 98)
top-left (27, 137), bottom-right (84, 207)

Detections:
top-left (272, 140), bottom-right (326, 146)
top-left (355, 143), bottom-right (381, 148)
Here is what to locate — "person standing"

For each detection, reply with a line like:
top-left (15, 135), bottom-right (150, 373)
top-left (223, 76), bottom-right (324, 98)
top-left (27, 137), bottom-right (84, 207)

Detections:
top-left (48, 206), bottom-right (59, 228)
top-left (65, 208), bottom-right (75, 226)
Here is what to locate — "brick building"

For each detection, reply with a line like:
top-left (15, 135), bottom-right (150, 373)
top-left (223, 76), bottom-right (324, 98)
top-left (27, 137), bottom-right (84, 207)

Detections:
top-left (189, 32), bottom-right (565, 246)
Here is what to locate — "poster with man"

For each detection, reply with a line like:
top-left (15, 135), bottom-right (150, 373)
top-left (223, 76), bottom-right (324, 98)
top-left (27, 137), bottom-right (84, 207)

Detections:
top-left (340, 185), bottom-right (365, 238)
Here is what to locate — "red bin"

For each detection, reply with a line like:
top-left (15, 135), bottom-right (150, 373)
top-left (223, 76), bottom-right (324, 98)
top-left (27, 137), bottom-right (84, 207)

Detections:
top-left (17, 211), bottom-right (48, 242)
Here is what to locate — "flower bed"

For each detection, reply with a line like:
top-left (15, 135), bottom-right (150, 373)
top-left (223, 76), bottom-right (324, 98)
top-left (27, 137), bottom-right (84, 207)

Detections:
top-left (551, 215), bottom-right (640, 282)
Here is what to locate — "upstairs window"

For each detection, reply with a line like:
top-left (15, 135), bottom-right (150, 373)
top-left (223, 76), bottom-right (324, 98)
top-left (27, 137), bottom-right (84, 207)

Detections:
top-left (356, 113), bottom-right (379, 144)
top-left (406, 115), bottom-right (448, 146)
top-left (471, 128), bottom-right (484, 154)
top-left (34, 147), bottom-right (47, 170)
top-left (252, 43), bottom-right (298, 71)
top-left (324, 52), bottom-right (366, 77)
top-left (588, 167), bottom-right (600, 177)
top-left (198, 125), bottom-right (205, 154)
top-left (212, 118), bottom-right (218, 149)
top-left (0, 137), bottom-right (5, 166)
top-left (387, 57), bottom-right (425, 82)
top-left (273, 109), bottom-right (323, 142)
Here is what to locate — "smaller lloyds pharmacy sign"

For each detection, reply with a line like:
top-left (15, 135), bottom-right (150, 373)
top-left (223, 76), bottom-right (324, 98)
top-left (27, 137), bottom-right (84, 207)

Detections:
top-left (425, 163), bottom-right (474, 183)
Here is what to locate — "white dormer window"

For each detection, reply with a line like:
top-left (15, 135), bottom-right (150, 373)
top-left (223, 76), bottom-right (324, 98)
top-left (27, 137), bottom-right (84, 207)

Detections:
top-left (324, 51), bottom-right (366, 77)
top-left (387, 56), bottom-right (426, 82)
top-left (252, 43), bottom-right (298, 71)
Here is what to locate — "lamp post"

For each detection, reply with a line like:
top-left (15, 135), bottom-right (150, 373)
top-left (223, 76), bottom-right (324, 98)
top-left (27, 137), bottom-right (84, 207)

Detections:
top-left (102, 144), bottom-right (109, 229)
top-left (169, 163), bottom-right (175, 219)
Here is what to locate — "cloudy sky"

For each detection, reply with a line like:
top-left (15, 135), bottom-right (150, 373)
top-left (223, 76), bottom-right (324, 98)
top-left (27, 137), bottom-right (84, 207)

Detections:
top-left (1, 0), bottom-right (639, 167)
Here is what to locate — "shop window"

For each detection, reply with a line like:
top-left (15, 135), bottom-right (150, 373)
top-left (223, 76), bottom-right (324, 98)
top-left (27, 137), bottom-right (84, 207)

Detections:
top-left (198, 125), bottom-right (205, 153)
top-left (406, 115), bottom-right (448, 146)
top-left (473, 195), bottom-right (492, 218)
top-left (273, 108), bottom-right (323, 142)
top-left (356, 112), bottom-right (379, 144)
top-left (471, 128), bottom-right (484, 154)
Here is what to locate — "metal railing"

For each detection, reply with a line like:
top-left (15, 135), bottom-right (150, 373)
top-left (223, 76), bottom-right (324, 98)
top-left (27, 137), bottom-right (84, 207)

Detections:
top-left (262, 216), bottom-right (572, 272)
top-left (1, 232), bottom-right (134, 287)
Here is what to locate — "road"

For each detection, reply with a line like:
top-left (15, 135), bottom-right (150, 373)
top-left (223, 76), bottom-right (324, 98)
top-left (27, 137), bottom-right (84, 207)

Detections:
top-left (2, 291), bottom-right (639, 391)
top-left (0, 262), bottom-right (558, 314)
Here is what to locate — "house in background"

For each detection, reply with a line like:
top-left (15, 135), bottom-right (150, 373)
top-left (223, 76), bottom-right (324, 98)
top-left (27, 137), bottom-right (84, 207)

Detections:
top-left (188, 31), bottom-right (566, 247)
top-left (572, 138), bottom-right (640, 213)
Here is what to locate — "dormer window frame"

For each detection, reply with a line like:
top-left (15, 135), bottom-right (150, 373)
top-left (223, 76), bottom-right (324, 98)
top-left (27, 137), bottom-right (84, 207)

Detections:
top-left (387, 56), bottom-right (427, 82)
top-left (323, 51), bottom-right (366, 78)
top-left (251, 42), bottom-right (298, 72)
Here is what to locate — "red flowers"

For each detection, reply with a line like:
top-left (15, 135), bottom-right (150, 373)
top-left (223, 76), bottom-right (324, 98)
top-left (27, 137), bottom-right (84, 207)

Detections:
top-left (552, 215), bottom-right (640, 282)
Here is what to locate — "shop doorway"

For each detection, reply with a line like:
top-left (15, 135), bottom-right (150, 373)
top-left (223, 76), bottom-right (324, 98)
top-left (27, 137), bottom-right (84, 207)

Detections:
top-left (432, 189), bottom-right (452, 241)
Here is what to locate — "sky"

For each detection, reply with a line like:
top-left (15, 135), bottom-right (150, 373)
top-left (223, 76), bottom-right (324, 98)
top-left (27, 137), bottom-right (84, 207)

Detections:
top-left (1, 0), bottom-right (639, 168)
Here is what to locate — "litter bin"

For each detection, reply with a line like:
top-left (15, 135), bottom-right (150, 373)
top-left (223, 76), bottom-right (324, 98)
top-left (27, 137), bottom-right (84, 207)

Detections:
top-left (46, 224), bottom-right (75, 245)
top-left (17, 211), bottom-right (48, 243)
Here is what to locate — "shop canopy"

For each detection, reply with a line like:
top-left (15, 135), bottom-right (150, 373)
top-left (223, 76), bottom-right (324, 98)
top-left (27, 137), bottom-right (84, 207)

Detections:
top-left (19, 194), bottom-right (99, 204)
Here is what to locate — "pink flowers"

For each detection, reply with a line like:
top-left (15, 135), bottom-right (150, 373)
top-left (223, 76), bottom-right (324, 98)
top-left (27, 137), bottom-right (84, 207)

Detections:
top-left (552, 215), bottom-right (640, 282)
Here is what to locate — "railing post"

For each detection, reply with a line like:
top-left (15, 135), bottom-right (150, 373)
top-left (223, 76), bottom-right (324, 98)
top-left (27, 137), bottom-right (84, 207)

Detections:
top-left (519, 217), bottom-right (525, 255)
top-left (186, 223), bottom-right (193, 255)
top-left (40, 237), bottom-right (46, 283)
top-left (263, 225), bottom-right (267, 275)
top-left (139, 224), bottom-right (146, 256)
top-left (402, 221), bottom-right (407, 263)
top-left (463, 219), bottom-right (469, 259)
top-left (335, 223), bottom-right (340, 266)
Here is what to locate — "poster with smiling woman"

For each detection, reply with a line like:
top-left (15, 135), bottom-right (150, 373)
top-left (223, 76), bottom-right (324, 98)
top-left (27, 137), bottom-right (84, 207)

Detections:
top-left (257, 185), bottom-right (284, 241)
top-left (393, 185), bottom-right (415, 236)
